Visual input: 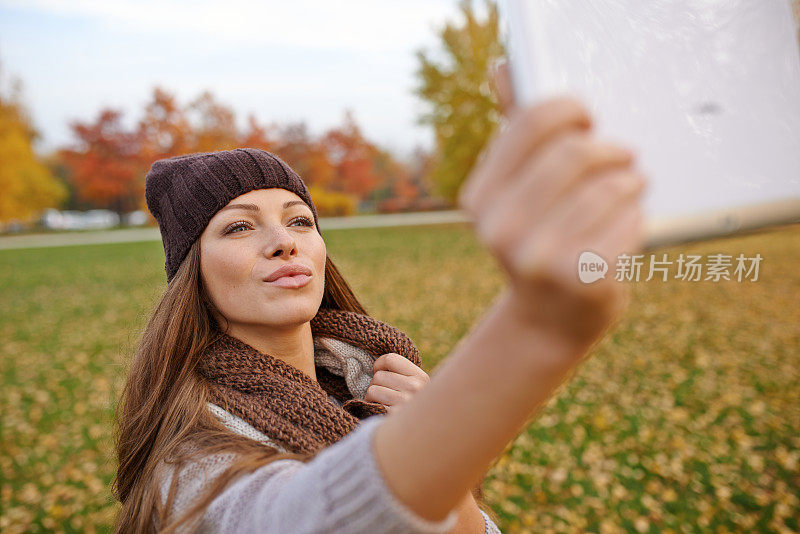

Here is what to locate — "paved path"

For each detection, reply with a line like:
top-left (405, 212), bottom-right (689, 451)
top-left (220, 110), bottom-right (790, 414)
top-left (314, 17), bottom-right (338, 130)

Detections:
top-left (0, 210), bottom-right (470, 251)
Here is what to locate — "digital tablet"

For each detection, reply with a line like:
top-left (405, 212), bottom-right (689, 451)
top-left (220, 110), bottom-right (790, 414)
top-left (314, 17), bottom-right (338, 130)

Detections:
top-left (499, 0), bottom-right (800, 251)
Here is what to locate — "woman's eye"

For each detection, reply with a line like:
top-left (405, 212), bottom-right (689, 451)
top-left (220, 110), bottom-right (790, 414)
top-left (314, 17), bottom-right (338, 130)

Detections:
top-left (224, 217), bottom-right (312, 235)
top-left (291, 216), bottom-right (314, 227)
top-left (224, 221), bottom-right (251, 234)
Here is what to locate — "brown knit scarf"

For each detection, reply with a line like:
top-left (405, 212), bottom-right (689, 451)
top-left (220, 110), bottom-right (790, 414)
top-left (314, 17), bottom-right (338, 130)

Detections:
top-left (196, 306), bottom-right (485, 502)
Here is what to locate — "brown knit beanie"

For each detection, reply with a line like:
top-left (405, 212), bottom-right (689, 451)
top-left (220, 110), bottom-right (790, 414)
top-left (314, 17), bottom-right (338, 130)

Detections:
top-left (144, 148), bottom-right (321, 282)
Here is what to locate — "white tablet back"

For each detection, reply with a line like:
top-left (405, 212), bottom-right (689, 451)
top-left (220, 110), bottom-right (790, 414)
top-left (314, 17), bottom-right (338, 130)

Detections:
top-left (501, 0), bottom-right (800, 249)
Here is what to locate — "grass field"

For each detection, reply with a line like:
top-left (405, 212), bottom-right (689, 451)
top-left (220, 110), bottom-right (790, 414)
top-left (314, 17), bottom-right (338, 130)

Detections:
top-left (1, 222), bottom-right (798, 533)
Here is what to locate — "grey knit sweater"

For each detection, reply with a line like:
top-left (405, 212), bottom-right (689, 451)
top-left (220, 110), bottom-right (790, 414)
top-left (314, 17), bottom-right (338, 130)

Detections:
top-left (156, 398), bottom-right (502, 533)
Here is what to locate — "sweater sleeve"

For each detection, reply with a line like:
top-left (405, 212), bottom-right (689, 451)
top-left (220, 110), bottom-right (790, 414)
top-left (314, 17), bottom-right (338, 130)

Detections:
top-left (159, 413), bottom-right (460, 533)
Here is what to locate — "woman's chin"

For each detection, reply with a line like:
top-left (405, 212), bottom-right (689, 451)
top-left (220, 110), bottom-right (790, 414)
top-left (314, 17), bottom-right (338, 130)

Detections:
top-left (255, 300), bottom-right (321, 325)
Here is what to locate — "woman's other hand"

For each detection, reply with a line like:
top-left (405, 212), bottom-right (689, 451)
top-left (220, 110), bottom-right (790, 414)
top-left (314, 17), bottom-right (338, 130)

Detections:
top-left (365, 353), bottom-right (430, 414)
top-left (458, 60), bottom-right (647, 354)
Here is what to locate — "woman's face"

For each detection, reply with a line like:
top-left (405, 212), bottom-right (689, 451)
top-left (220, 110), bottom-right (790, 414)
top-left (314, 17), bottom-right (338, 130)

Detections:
top-left (199, 188), bottom-right (326, 330)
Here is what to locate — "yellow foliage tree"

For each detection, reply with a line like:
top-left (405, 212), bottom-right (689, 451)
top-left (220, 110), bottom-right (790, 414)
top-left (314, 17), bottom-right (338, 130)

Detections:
top-left (414, 0), bottom-right (505, 202)
top-left (0, 77), bottom-right (66, 225)
top-left (306, 185), bottom-right (357, 217)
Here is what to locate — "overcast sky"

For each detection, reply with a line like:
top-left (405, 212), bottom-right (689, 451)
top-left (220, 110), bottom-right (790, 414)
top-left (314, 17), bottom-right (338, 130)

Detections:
top-left (0, 0), bottom-right (484, 159)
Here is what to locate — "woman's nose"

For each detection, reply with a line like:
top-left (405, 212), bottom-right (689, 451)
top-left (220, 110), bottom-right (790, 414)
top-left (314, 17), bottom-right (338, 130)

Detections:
top-left (263, 225), bottom-right (297, 258)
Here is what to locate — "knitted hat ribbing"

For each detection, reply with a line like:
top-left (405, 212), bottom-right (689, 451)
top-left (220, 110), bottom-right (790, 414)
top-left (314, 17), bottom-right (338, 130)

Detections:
top-left (144, 148), bottom-right (321, 282)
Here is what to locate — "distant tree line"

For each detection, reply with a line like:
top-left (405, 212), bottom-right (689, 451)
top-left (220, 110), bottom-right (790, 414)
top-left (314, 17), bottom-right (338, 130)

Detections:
top-left (1, 0), bottom-right (504, 228)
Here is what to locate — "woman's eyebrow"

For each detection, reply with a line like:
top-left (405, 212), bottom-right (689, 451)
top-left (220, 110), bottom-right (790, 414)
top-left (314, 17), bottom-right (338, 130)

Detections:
top-left (217, 200), bottom-right (308, 214)
top-left (218, 203), bottom-right (259, 213)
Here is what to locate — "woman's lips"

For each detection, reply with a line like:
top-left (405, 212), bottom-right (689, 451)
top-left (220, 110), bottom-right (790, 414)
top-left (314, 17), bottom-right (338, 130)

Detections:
top-left (266, 274), bottom-right (312, 289)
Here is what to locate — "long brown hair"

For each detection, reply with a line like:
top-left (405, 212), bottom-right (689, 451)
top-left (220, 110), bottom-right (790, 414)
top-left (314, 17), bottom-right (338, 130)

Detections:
top-left (112, 237), bottom-right (370, 533)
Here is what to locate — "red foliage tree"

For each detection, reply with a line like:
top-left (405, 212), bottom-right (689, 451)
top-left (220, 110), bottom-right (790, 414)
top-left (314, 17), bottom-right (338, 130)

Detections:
top-left (187, 91), bottom-right (238, 152)
top-left (138, 87), bottom-right (192, 163)
top-left (59, 109), bottom-right (144, 217)
top-left (240, 114), bottom-right (276, 152)
top-left (56, 87), bottom-right (424, 218)
top-left (271, 122), bottom-right (335, 189)
top-left (321, 110), bottom-right (381, 199)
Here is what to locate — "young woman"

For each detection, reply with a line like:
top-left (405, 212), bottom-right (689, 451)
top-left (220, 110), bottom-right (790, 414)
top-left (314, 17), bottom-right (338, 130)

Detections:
top-left (113, 63), bottom-right (645, 533)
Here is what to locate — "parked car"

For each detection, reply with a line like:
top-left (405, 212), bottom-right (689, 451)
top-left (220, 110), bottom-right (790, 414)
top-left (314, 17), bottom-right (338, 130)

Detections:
top-left (41, 209), bottom-right (120, 230)
top-left (123, 210), bottom-right (148, 226)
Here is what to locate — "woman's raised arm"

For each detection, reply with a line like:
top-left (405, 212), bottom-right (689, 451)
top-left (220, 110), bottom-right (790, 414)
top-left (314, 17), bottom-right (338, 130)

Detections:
top-left (372, 65), bottom-right (647, 523)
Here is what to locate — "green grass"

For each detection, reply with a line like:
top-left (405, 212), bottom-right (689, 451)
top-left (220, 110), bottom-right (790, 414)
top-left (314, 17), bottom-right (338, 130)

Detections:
top-left (1, 222), bottom-right (798, 533)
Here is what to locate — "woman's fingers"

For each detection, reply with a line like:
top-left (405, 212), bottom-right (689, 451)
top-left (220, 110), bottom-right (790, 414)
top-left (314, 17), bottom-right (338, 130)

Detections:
top-left (471, 132), bottom-right (636, 256)
top-left (456, 94), bottom-right (646, 347)
top-left (544, 167), bottom-right (647, 243)
top-left (365, 383), bottom-right (410, 406)
top-left (370, 369), bottom-right (427, 394)
top-left (497, 168), bottom-right (645, 343)
top-left (507, 168), bottom-right (645, 283)
top-left (574, 201), bottom-right (644, 321)
top-left (373, 353), bottom-right (429, 381)
top-left (582, 199), bottom-right (646, 269)
top-left (458, 98), bottom-right (593, 216)
top-left (369, 353), bottom-right (430, 408)
top-left (508, 131), bottom-right (635, 218)
top-left (490, 59), bottom-right (517, 116)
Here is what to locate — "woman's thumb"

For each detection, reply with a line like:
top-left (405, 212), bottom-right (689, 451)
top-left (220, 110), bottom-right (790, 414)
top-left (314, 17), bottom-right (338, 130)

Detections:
top-left (489, 58), bottom-right (517, 116)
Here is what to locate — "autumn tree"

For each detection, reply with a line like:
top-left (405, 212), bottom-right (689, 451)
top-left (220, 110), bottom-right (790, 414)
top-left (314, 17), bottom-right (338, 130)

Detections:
top-left (187, 91), bottom-right (239, 152)
top-left (0, 66), bottom-right (66, 225)
top-left (406, 145), bottom-right (436, 199)
top-left (240, 114), bottom-right (276, 152)
top-left (270, 122), bottom-right (335, 189)
top-left (138, 87), bottom-right (192, 162)
top-left (370, 147), bottom-right (416, 209)
top-left (55, 85), bottom-right (415, 218)
top-left (59, 109), bottom-right (144, 217)
top-left (321, 109), bottom-right (381, 199)
top-left (414, 0), bottom-right (505, 202)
